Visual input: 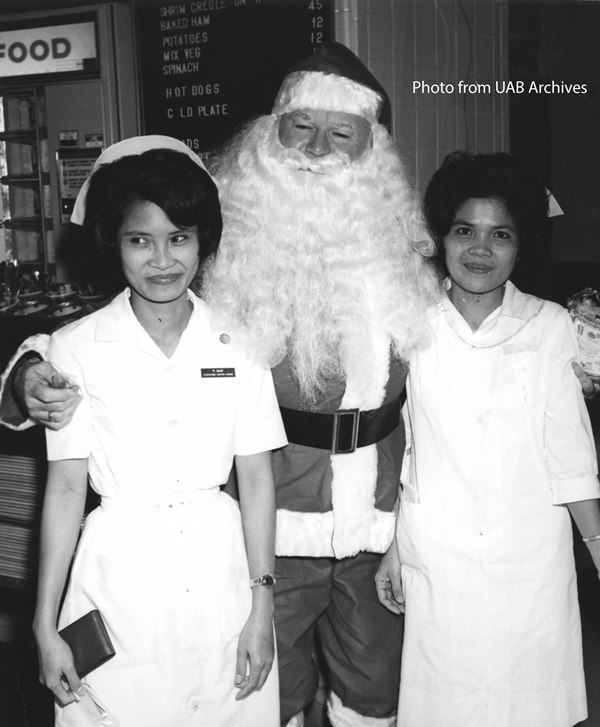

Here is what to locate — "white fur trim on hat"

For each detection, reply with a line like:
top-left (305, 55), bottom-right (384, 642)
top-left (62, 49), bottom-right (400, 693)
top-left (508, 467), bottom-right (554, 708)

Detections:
top-left (272, 71), bottom-right (382, 123)
top-left (70, 135), bottom-right (208, 225)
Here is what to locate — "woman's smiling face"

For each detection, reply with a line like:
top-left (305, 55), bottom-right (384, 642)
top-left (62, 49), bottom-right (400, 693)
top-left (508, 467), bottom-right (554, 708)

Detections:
top-left (118, 200), bottom-right (200, 307)
top-left (443, 197), bottom-right (520, 298)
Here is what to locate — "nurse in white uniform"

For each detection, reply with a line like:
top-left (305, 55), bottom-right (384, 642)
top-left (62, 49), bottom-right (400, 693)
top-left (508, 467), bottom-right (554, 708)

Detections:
top-left (376, 152), bottom-right (600, 727)
top-left (32, 137), bottom-right (287, 727)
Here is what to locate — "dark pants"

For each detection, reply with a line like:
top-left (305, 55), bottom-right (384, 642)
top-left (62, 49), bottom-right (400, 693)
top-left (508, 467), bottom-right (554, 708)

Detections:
top-left (274, 552), bottom-right (404, 724)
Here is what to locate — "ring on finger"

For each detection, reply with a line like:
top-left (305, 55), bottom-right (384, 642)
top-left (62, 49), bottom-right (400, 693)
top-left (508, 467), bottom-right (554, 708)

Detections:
top-left (48, 411), bottom-right (55, 422)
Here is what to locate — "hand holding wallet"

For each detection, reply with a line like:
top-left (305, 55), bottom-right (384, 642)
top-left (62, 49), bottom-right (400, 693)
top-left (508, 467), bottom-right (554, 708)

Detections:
top-left (59, 609), bottom-right (115, 678)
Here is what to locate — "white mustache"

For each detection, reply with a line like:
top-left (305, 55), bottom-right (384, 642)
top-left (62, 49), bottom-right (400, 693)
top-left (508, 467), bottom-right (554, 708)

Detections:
top-left (280, 146), bottom-right (353, 174)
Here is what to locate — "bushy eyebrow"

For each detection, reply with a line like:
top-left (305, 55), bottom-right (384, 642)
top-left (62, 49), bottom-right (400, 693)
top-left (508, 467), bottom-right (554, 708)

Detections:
top-left (290, 111), bottom-right (312, 121)
top-left (289, 112), bottom-right (355, 131)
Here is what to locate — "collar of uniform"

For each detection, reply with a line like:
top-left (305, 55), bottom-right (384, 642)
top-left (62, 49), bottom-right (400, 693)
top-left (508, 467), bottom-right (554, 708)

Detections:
top-left (94, 288), bottom-right (204, 343)
top-left (495, 280), bottom-right (545, 323)
top-left (435, 279), bottom-right (546, 348)
top-left (436, 279), bottom-right (544, 320)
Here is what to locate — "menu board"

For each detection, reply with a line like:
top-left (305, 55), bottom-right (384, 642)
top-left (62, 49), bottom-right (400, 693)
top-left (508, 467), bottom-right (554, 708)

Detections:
top-left (133, 0), bottom-right (334, 154)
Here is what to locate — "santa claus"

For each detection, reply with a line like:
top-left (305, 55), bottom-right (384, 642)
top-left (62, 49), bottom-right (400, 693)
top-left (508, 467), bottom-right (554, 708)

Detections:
top-left (203, 43), bottom-right (439, 727)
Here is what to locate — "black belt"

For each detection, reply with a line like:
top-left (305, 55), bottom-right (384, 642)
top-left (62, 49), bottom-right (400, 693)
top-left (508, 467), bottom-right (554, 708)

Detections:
top-left (280, 393), bottom-right (403, 455)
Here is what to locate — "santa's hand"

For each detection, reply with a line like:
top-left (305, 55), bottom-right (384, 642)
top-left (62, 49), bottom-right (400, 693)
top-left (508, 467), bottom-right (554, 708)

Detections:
top-left (375, 543), bottom-right (405, 614)
top-left (572, 362), bottom-right (600, 400)
top-left (16, 360), bottom-right (81, 430)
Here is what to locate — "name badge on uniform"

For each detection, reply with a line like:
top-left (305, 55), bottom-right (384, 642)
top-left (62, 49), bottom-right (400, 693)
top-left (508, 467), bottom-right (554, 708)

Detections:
top-left (503, 341), bottom-right (537, 355)
top-left (201, 367), bottom-right (235, 378)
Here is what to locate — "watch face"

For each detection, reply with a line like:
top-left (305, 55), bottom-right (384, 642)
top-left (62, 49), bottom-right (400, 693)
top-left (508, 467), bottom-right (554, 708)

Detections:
top-left (261, 575), bottom-right (275, 588)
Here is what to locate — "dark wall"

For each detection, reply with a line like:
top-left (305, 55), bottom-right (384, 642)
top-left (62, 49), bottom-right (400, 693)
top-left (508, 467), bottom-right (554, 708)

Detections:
top-left (509, 0), bottom-right (600, 288)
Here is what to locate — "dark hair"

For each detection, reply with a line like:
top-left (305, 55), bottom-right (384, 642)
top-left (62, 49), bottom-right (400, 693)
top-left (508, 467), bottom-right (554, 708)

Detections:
top-left (423, 151), bottom-right (550, 278)
top-left (83, 148), bottom-right (222, 283)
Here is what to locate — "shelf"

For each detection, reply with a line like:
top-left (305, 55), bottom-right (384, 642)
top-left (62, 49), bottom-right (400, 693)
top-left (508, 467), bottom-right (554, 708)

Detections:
top-left (0, 129), bottom-right (44, 142)
top-left (1, 175), bottom-right (39, 185)
top-left (0, 86), bottom-right (51, 272)
top-left (1, 218), bottom-right (52, 230)
top-left (1, 173), bottom-right (49, 186)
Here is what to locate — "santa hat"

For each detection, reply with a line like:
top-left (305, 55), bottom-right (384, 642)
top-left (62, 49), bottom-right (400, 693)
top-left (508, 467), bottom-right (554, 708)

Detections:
top-left (272, 42), bottom-right (392, 130)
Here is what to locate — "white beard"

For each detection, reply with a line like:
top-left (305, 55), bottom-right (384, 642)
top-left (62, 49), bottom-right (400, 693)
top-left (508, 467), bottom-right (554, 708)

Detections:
top-left (203, 115), bottom-right (439, 403)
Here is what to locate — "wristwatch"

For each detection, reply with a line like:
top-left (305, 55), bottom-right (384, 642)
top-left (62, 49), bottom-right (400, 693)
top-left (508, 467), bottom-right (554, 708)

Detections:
top-left (249, 573), bottom-right (276, 589)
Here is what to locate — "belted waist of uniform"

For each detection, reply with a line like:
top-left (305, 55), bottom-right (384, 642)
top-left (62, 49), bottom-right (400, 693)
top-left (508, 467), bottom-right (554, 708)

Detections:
top-left (279, 393), bottom-right (404, 454)
top-left (100, 489), bottom-right (221, 512)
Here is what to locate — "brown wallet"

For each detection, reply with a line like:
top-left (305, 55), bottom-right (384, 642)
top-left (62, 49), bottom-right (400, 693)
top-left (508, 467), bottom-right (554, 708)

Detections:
top-left (59, 609), bottom-right (116, 677)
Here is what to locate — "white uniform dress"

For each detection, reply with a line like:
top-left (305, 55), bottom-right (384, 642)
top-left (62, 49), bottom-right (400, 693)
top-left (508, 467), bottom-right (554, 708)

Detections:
top-left (46, 289), bottom-right (287, 727)
top-left (397, 281), bottom-right (600, 727)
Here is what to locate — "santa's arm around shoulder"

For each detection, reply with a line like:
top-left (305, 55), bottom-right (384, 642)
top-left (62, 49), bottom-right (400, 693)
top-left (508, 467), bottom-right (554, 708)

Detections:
top-left (0, 333), bottom-right (75, 431)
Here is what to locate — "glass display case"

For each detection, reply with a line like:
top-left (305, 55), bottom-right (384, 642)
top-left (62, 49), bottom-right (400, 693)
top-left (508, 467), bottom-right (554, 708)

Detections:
top-left (0, 86), bottom-right (53, 276)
